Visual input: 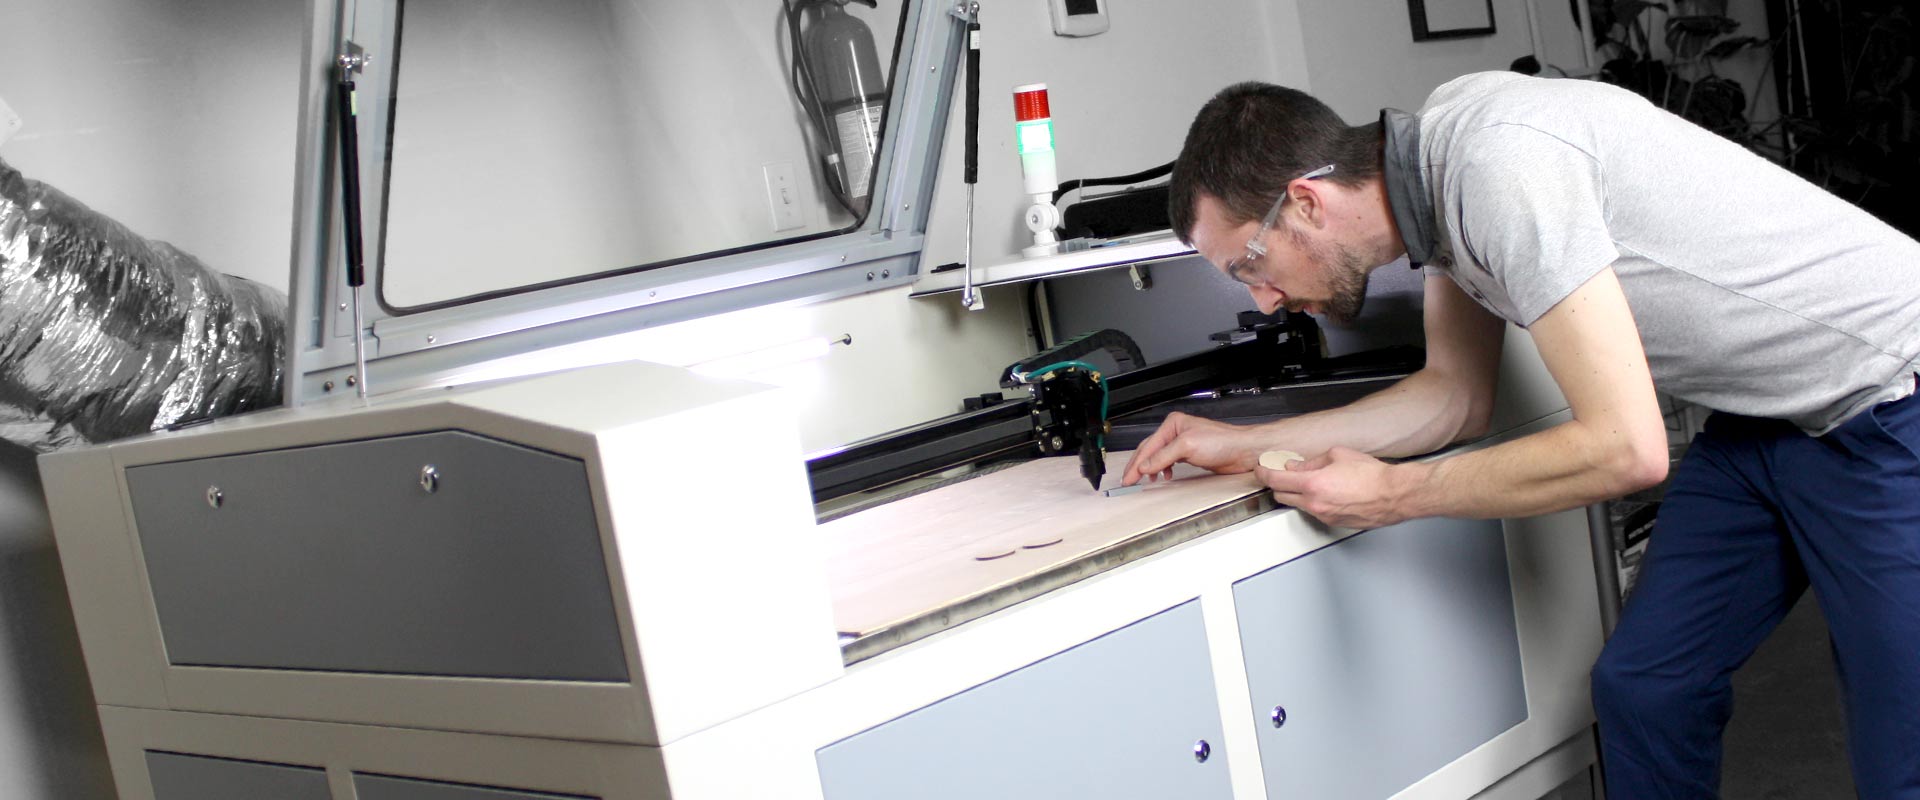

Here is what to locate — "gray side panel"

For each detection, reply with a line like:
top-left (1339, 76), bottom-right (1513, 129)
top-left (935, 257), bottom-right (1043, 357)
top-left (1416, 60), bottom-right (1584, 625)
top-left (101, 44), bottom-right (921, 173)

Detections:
top-left (126, 431), bottom-right (627, 682)
top-left (1235, 517), bottom-right (1527, 799)
top-left (146, 752), bottom-right (331, 800)
top-left (355, 773), bottom-right (596, 800)
top-left (817, 601), bottom-right (1232, 800)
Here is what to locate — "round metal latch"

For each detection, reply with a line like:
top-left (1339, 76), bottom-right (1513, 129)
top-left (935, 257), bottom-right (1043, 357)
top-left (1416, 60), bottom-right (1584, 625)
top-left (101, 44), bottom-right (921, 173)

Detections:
top-left (1271, 705), bottom-right (1288, 729)
top-left (1193, 739), bottom-right (1212, 763)
top-left (419, 465), bottom-right (439, 494)
top-left (205, 486), bottom-right (223, 509)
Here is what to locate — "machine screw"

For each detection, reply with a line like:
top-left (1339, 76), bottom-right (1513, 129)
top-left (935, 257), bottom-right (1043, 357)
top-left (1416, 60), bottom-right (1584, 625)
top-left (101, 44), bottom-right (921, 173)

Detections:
top-left (346, 374), bottom-right (358, 387)
top-left (1271, 705), bottom-right (1288, 728)
top-left (419, 465), bottom-right (440, 494)
top-left (866, 271), bottom-right (876, 281)
top-left (338, 302), bottom-right (348, 311)
top-left (323, 380), bottom-right (334, 392)
top-left (1193, 740), bottom-right (1211, 763)
top-left (881, 269), bottom-right (891, 278)
top-left (426, 334), bottom-right (437, 344)
top-left (1049, 435), bottom-right (1065, 451)
top-left (205, 487), bottom-right (223, 509)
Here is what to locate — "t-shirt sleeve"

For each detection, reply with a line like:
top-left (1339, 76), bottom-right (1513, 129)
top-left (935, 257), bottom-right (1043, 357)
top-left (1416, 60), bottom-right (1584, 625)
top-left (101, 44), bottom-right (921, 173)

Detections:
top-left (1453, 124), bottom-right (1619, 326)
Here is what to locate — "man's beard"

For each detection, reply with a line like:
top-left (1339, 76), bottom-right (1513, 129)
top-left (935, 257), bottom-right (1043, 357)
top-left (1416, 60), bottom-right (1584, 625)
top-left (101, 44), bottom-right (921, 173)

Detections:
top-left (1289, 226), bottom-right (1372, 324)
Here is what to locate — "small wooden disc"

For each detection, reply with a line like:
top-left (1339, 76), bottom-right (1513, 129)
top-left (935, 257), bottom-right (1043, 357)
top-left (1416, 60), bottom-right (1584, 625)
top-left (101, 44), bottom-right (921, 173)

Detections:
top-left (1258, 450), bottom-right (1305, 471)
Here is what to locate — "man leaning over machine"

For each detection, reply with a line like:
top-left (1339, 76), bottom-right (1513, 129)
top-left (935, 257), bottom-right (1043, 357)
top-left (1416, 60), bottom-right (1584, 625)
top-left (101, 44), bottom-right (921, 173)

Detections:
top-left (1121, 72), bottom-right (1920, 798)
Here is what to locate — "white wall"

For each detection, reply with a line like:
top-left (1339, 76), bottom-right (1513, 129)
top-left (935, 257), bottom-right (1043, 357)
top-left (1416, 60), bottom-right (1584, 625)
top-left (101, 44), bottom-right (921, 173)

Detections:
top-left (1531, 0), bottom-right (1595, 73)
top-left (0, 0), bottom-right (301, 290)
top-left (1295, 0), bottom-right (1543, 121)
top-left (2, 1), bottom-right (305, 795)
top-left (0, 444), bottom-right (114, 799)
top-left (921, 0), bottom-right (1311, 269)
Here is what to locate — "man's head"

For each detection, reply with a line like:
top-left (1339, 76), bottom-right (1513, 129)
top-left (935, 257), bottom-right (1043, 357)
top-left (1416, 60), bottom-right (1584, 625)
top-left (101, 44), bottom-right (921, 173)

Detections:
top-left (1170, 82), bottom-right (1396, 323)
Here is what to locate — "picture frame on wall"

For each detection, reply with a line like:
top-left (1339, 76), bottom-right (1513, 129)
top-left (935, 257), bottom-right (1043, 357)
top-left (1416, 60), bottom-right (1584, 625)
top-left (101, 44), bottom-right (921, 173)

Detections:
top-left (1408, 0), bottom-right (1497, 40)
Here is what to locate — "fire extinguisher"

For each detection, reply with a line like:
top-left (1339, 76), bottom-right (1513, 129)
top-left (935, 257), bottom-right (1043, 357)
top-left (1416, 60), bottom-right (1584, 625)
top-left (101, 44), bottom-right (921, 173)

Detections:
top-left (786, 0), bottom-right (887, 217)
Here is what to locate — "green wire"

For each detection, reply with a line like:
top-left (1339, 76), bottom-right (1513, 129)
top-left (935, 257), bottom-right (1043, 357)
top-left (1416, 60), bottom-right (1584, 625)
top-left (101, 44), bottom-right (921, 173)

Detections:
top-left (1019, 360), bottom-right (1110, 448)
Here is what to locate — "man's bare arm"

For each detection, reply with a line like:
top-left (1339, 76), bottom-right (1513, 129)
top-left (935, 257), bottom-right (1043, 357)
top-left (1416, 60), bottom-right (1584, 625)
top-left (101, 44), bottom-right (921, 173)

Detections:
top-left (1267, 267), bottom-right (1670, 524)
top-left (1122, 275), bottom-right (1504, 484)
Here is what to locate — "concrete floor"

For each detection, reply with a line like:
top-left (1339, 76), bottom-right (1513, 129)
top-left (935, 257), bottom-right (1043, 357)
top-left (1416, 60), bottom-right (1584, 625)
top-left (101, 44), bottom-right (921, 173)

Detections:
top-left (1721, 594), bottom-right (1854, 798)
top-left (1547, 594), bottom-right (1855, 799)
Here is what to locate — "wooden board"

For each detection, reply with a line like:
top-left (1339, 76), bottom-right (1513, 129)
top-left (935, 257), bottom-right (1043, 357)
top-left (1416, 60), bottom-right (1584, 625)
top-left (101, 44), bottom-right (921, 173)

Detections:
top-left (821, 450), bottom-right (1267, 649)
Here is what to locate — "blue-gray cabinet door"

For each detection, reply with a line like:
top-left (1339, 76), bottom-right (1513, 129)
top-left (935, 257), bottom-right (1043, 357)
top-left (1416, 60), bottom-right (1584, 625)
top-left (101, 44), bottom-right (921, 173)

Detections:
top-left (1235, 517), bottom-right (1528, 799)
top-left (817, 601), bottom-right (1232, 800)
top-left (125, 430), bottom-right (627, 682)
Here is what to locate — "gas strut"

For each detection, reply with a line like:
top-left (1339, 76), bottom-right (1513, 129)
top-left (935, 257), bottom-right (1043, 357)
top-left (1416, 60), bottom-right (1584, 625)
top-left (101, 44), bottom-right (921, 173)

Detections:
top-left (334, 45), bottom-right (371, 397)
top-left (955, 1), bottom-right (983, 311)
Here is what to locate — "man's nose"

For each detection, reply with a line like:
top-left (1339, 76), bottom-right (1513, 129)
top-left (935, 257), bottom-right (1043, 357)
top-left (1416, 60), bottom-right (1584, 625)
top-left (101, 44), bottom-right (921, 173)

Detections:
top-left (1249, 284), bottom-right (1283, 314)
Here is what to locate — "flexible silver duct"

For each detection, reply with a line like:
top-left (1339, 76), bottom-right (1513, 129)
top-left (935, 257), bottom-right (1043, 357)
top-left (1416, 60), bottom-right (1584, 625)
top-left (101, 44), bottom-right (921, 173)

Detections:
top-left (0, 157), bottom-right (285, 451)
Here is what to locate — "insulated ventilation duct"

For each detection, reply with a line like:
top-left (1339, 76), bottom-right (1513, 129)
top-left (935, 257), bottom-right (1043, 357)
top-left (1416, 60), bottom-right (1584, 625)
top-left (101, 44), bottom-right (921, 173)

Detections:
top-left (0, 158), bottom-right (284, 451)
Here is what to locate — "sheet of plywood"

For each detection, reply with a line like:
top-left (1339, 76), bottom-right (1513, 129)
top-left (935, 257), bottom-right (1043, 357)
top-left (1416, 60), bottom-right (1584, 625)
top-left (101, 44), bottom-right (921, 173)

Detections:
top-left (821, 450), bottom-right (1266, 640)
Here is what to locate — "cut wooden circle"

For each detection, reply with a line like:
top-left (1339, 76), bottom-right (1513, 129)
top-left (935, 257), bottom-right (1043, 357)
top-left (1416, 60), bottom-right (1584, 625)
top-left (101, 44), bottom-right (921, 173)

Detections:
top-left (1258, 450), bottom-right (1305, 470)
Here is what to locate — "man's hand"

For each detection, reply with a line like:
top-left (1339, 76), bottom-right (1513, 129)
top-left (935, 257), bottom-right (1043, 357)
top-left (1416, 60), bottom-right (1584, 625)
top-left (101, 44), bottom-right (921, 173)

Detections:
top-left (1258, 446), bottom-right (1420, 529)
top-left (1121, 412), bottom-right (1260, 485)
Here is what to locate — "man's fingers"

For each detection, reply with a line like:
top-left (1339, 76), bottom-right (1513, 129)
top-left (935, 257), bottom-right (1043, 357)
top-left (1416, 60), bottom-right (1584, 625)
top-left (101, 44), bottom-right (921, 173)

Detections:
top-left (1258, 463), bottom-right (1314, 493)
top-left (1269, 489), bottom-right (1305, 509)
top-left (1292, 452), bottom-right (1334, 471)
top-left (1130, 439), bottom-right (1187, 484)
top-left (1122, 424), bottom-right (1181, 484)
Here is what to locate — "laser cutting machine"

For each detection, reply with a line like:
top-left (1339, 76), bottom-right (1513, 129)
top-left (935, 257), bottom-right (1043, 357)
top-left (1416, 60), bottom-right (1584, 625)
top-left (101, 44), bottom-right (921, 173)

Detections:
top-left (38, 1), bottom-right (1610, 798)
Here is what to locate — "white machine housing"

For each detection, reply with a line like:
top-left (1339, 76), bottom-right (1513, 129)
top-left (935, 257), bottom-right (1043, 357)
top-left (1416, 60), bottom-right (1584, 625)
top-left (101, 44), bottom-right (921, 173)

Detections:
top-left (43, 331), bottom-right (1608, 800)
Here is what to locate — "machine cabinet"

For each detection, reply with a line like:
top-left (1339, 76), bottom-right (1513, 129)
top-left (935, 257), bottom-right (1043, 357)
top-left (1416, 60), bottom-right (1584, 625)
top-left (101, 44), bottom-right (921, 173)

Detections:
top-left (123, 430), bottom-right (628, 682)
top-left (815, 601), bottom-right (1233, 800)
top-left (1234, 517), bottom-right (1529, 799)
top-left (145, 752), bottom-right (332, 800)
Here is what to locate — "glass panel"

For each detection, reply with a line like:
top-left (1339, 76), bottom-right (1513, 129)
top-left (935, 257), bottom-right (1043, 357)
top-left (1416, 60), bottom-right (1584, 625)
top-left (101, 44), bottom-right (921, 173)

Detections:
top-left (377, 0), bottom-right (905, 310)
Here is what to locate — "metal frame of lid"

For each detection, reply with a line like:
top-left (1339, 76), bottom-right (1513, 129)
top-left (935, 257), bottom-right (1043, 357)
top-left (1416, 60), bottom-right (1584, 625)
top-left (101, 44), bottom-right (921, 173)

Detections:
top-left (284, 0), bottom-right (971, 404)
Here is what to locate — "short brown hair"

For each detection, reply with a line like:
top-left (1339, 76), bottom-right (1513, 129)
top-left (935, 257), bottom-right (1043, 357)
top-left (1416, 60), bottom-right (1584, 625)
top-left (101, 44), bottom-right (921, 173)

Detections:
top-left (1169, 82), bottom-right (1383, 243)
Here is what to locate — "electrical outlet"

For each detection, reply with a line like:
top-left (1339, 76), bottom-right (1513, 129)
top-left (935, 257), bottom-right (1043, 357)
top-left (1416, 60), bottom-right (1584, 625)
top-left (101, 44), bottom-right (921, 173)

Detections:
top-left (763, 161), bottom-right (804, 232)
top-left (0, 95), bottom-right (22, 149)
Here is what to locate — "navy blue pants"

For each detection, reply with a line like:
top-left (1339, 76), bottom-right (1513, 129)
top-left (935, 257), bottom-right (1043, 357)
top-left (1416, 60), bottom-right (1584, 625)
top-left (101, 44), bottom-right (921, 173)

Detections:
top-left (1592, 388), bottom-right (1920, 798)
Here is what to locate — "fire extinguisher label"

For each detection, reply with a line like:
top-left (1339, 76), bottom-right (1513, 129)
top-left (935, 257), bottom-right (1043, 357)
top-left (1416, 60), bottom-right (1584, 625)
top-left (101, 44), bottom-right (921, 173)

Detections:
top-left (834, 101), bottom-right (884, 199)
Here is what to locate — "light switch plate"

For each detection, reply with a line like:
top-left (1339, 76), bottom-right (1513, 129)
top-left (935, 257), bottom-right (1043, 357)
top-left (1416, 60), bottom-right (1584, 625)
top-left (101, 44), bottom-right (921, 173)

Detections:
top-left (0, 96), bottom-right (22, 149)
top-left (1048, 0), bottom-right (1109, 37)
top-left (763, 161), bottom-right (804, 232)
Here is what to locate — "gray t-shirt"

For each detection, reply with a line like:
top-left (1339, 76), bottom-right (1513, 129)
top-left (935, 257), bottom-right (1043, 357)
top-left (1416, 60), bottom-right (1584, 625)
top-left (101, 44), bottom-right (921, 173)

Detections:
top-left (1412, 72), bottom-right (1920, 435)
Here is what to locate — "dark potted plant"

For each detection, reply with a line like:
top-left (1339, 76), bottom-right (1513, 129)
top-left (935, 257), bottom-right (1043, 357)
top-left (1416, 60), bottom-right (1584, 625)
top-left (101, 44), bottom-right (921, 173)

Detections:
top-left (1588, 0), bottom-right (1918, 234)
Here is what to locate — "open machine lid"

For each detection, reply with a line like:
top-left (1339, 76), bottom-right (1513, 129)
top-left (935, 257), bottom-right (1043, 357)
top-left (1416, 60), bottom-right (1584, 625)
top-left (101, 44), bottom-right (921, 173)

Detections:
top-left (285, 0), bottom-right (974, 404)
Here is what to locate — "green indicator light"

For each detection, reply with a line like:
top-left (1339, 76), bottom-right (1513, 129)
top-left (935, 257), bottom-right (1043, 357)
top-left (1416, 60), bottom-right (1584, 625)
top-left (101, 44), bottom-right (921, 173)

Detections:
top-left (1016, 120), bottom-right (1054, 155)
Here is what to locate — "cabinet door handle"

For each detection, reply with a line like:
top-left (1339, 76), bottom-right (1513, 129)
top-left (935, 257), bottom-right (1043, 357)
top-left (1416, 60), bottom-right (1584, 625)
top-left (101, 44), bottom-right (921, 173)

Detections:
top-left (1193, 739), bottom-right (1212, 763)
top-left (1270, 705), bottom-right (1288, 729)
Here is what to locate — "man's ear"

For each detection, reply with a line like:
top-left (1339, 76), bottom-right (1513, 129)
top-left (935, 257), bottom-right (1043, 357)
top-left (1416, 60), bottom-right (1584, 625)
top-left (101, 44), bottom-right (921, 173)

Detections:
top-left (1288, 179), bottom-right (1327, 229)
